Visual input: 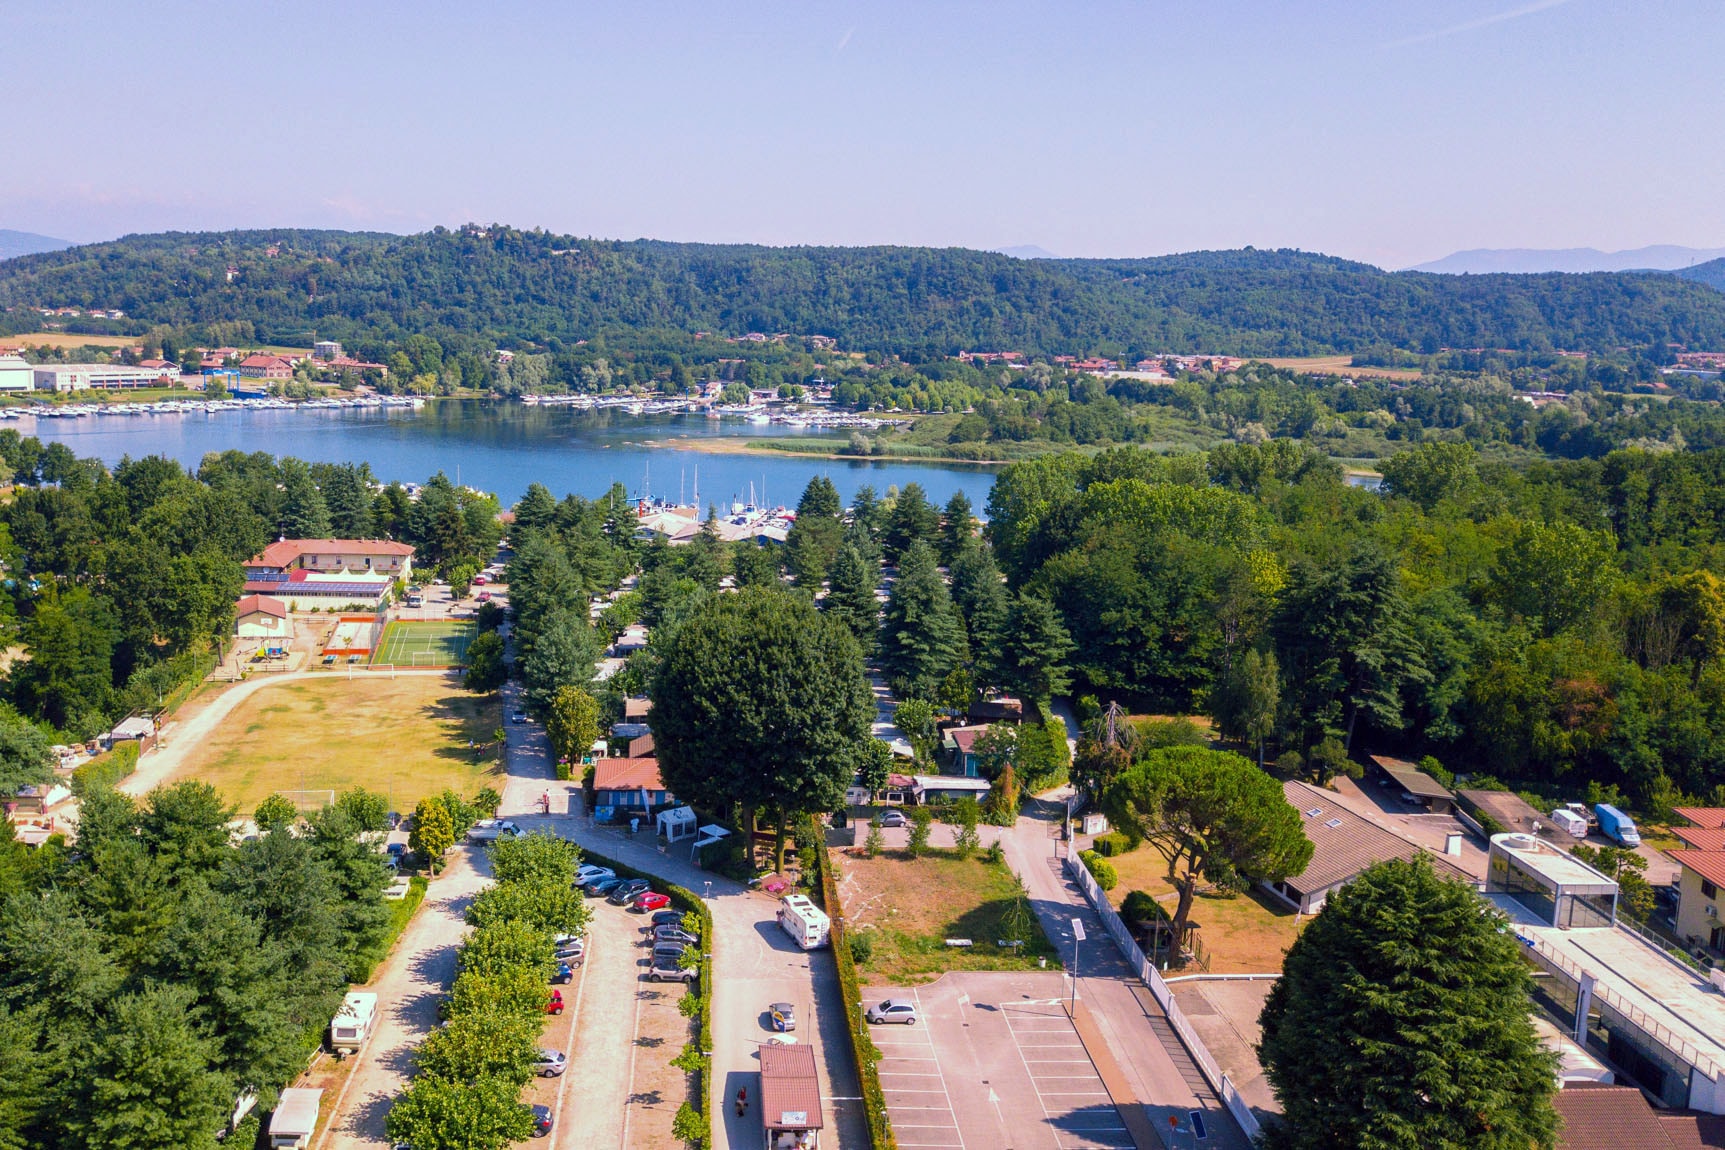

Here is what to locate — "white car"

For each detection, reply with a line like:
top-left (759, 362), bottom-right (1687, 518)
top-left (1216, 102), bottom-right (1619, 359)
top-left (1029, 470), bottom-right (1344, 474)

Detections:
top-left (574, 865), bottom-right (616, 887)
top-left (533, 1049), bottom-right (567, 1078)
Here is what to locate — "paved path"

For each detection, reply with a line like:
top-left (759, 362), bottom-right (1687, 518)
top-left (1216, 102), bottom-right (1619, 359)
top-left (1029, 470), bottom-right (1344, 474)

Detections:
top-left (998, 794), bottom-right (1251, 1150)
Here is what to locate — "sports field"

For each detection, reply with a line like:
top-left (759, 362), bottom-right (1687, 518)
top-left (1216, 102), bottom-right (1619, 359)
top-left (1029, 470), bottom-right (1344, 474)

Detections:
top-left (171, 677), bottom-right (504, 815)
top-left (372, 620), bottom-right (477, 667)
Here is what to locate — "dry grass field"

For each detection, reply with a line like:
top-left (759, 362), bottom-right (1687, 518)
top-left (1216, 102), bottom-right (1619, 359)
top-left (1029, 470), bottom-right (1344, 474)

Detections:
top-left (1263, 355), bottom-right (1423, 381)
top-left (1104, 846), bottom-right (1305, 974)
top-left (835, 849), bottom-right (1056, 982)
top-left (172, 676), bottom-right (503, 816)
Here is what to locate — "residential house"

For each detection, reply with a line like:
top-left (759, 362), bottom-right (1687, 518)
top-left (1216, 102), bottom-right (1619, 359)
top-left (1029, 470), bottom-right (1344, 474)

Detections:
top-left (1670, 808), bottom-right (1725, 960)
top-left (238, 354), bottom-right (294, 380)
top-left (1268, 780), bottom-right (1472, 913)
top-left (627, 732), bottom-right (655, 759)
top-left (623, 697), bottom-right (653, 721)
top-left (592, 757), bottom-right (672, 809)
top-left (941, 725), bottom-right (991, 777)
top-left (1552, 1083), bottom-right (1725, 1149)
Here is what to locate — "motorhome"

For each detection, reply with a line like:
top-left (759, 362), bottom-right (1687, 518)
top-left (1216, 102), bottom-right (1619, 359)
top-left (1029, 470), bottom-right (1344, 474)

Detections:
top-left (268, 1088), bottom-right (322, 1150)
top-left (329, 991), bottom-right (378, 1053)
top-left (777, 894), bottom-right (830, 950)
top-left (1549, 808), bottom-right (1589, 838)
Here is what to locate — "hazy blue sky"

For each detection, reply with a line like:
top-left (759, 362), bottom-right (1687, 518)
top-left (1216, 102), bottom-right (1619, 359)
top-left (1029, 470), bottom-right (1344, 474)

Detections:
top-left (5, 1), bottom-right (1721, 267)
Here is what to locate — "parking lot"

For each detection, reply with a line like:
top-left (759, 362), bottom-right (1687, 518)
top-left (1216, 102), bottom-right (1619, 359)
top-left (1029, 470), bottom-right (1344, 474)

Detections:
top-left (864, 972), bottom-right (1135, 1150)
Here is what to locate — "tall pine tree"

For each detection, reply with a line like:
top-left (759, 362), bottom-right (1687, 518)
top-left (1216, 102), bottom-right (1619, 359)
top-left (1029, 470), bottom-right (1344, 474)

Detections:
top-left (878, 540), bottom-right (968, 700)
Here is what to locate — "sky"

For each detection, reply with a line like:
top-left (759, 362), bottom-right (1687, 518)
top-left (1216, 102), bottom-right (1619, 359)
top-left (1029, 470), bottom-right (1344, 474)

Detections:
top-left (4, 0), bottom-right (1722, 269)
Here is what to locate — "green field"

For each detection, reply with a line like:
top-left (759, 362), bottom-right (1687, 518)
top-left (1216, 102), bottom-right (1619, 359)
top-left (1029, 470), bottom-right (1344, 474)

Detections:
top-left (372, 620), bottom-right (477, 667)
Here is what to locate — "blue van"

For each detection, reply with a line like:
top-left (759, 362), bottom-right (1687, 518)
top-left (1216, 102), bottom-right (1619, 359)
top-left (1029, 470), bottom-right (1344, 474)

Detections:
top-left (1593, 803), bottom-right (1641, 847)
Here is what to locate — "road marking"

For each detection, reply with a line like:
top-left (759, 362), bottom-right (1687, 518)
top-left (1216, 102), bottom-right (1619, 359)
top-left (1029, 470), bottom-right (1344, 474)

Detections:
top-left (1000, 995), bottom-right (1127, 1150)
top-left (550, 922), bottom-right (594, 1149)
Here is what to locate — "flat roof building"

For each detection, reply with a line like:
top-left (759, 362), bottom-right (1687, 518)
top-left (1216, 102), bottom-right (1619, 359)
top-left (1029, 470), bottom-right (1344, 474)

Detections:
top-left (1487, 832), bottom-right (1619, 930)
top-left (0, 354), bottom-right (32, 392)
top-left (1367, 754), bottom-right (1455, 813)
top-left (32, 362), bottom-right (179, 391)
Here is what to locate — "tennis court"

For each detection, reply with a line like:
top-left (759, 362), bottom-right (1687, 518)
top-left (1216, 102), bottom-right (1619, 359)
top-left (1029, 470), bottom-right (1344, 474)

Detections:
top-left (371, 620), bottom-right (477, 667)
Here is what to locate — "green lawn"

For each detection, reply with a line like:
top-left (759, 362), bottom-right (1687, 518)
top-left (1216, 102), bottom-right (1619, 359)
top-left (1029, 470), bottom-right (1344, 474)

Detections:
top-left (372, 620), bottom-right (477, 667)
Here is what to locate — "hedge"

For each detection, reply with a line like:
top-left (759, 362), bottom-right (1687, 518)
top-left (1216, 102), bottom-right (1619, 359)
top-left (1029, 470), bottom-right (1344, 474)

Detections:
top-left (71, 741), bottom-right (139, 792)
top-left (578, 847), bottom-right (715, 1149)
top-left (358, 876), bottom-right (428, 982)
top-left (807, 841), bottom-right (896, 1150)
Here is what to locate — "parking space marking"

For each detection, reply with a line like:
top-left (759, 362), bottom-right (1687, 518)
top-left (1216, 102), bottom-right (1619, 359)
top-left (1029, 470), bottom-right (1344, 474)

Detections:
top-left (870, 988), bottom-right (965, 1150)
top-left (999, 1003), bottom-right (1134, 1150)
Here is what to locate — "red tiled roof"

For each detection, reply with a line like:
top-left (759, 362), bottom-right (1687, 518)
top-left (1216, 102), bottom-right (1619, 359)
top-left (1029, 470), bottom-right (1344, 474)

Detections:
top-left (593, 758), bottom-right (664, 793)
top-left (1674, 826), bottom-right (1725, 851)
top-left (239, 353), bottom-right (289, 368)
top-left (1554, 1084), bottom-right (1680, 1149)
top-left (944, 725), bottom-right (990, 753)
top-left (1675, 807), bottom-right (1725, 830)
top-left (758, 1043), bottom-right (823, 1131)
top-left (234, 594), bottom-right (287, 619)
top-left (1671, 850), bottom-right (1725, 888)
top-left (249, 539), bottom-right (415, 567)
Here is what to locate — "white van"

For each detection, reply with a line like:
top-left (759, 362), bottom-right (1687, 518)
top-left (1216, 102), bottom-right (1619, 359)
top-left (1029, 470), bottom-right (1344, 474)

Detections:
top-left (777, 894), bottom-right (831, 950)
top-left (1549, 809), bottom-right (1589, 838)
top-left (329, 991), bottom-right (378, 1053)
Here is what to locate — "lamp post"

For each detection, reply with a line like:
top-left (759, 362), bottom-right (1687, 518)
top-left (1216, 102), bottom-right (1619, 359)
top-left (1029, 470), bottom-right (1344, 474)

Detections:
top-left (1070, 917), bottom-right (1085, 1016)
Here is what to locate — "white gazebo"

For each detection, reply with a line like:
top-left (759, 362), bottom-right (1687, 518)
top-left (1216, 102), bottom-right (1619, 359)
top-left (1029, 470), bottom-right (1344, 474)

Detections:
top-left (656, 805), bottom-right (698, 843)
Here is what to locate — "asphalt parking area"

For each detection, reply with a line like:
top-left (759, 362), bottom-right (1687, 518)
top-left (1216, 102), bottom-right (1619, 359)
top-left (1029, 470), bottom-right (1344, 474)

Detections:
top-left (864, 971), bottom-right (1134, 1150)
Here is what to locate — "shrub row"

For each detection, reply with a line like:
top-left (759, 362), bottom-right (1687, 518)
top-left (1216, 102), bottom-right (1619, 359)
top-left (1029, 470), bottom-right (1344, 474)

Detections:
top-left (1089, 831), bottom-right (1133, 857)
top-left (71, 741), bottom-right (139, 792)
top-left (1078, 849), bottom-right (1117, 891)
top-left (808, 841), bottom-right (897, 1150)
top-left (578, 847), bottom-right (715, 1148)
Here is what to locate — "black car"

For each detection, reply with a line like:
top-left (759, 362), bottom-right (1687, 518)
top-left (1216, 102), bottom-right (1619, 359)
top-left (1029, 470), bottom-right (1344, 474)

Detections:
top-left (528, 1103), bottom-right (553, 1138)
top-left (608, 879), bottom-right (651, 905)
top-left (584, 876), bottom-right (625, 898)
top-left (648, 909), bottom-right (686, 928)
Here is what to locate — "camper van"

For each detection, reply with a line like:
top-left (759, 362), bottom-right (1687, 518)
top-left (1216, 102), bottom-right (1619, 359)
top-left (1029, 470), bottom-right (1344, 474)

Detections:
top-left (329, 991), bottom-right (378, 1053)
top-left (1549, 809), bottom-right (1589, 838)
top-left (268, 1088), bottom-right (322, 1150)
top-left (777, 894), bottom-right (831, 950)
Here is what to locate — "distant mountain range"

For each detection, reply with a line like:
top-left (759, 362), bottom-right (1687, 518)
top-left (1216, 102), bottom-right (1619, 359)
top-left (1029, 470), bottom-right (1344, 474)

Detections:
top-left (1411, 245), bottom-right (1725, 275)
top-left (0, 229), bottom-right (73, 261)
top-left (6, 226), bottom-right (1725, 356)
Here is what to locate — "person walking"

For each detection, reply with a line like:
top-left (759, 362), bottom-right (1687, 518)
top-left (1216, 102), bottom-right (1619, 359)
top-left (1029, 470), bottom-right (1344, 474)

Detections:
top-left (735, 1086), bottom-right (748, 1117)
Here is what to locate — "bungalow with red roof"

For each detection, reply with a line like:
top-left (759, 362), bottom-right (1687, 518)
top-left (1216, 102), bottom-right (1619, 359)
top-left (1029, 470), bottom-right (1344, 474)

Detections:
top-left (592, 757), bottom-right (673, 810)
top-left (235, 594), bottom-right (291, 647)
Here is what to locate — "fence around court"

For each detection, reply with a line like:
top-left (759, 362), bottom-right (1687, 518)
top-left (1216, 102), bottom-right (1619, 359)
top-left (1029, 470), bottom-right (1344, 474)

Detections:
top-left (1065, 853), bottom-right (1263, 1142)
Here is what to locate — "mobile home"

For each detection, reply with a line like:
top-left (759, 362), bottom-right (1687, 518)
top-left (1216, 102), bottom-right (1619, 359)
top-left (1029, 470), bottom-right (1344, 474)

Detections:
top-left (777, 894), bottom-right (830, 950)
top-left (268, 1088), bottom-right (322, 1150)
top-left (329, 991), bottom-right (378, 1053)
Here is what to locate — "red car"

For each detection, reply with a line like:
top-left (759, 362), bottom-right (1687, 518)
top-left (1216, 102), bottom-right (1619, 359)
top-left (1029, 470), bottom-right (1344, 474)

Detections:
top-left (633, 891), bottom-right (672, 913)
top-left (546, 989), bottom-right (565, 1015)
top-left (473, 574), bottom-right (489, 586)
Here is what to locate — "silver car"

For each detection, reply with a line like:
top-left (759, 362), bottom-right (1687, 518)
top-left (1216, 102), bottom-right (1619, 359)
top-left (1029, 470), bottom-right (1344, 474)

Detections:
top-left (533, 1048), bottom-right (567, 1078)
top-left (866, 999), bottom-right (918, 1025)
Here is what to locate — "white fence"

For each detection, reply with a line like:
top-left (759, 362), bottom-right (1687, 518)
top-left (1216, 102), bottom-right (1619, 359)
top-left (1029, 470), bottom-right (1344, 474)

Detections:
top-left (1066, 855), bottom-right (1263, 1142)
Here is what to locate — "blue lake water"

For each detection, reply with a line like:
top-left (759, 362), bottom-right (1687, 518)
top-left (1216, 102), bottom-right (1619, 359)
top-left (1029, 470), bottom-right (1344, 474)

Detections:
top-left (19, 401), bottom-right (1004, 509)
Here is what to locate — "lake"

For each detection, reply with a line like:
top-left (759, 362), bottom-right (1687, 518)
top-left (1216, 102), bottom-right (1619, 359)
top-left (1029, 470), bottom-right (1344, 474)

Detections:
top-left (18, 401), bottom-right (1004, 510)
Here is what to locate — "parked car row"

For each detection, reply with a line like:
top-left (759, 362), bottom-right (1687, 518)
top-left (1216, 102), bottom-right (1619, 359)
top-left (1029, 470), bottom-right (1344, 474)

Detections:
top-left (579, 872), bottom-right (672, 914)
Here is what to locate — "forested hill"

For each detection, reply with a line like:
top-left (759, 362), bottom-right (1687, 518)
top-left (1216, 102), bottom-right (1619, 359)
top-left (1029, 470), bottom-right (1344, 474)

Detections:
top-left (4, 224), bottom-right (1725, 357)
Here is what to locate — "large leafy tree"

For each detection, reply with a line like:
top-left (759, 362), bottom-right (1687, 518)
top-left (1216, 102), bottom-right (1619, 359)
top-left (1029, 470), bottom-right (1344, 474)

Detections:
top-left (785, 476), bottom-right (844, 588)
top-left (0, 715), bottom-right (53, 797)
top-left (650, 587), bottom-right (873, 870)
top-left (1258, 857), bottom-right (1558, 1150)
top-left (1101, 746), bottom-right (1311, 944)
top-left (518, 606), bottom-right (598, 715)
top-left (385, 1074), bottom-right (535, 1150)
top-left (878, 541), bottom-right (968, 700)
top-left (1272, 543), bottom-right (1430, 751)
top-left (993, 592), bottom-right (1074, 701)
top-left (1210, 648), bottom-right (1279, 767)
top-left (85, 984), bottom-right (230, 1150)
top-left (544, 686), bottom-right (600, 772)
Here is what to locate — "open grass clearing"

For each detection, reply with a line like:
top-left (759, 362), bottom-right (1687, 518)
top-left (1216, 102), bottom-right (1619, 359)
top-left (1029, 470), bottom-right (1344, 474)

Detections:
top-left (373, 619), bottom-right (476, 667)
top-left (171, 675), bottom-right (503, 816)
top-left (834, 849), bottom-right (1056, 983)
top-left (1103, 844), bottom-right (1304, 974)
top-left (1263, 355), bottom-right (1424, 380)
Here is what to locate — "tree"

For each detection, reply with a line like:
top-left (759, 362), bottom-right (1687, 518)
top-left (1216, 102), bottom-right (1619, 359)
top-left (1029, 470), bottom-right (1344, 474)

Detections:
top-left (858, 738), bottom-right (892, 800)
top-left (997, 593), bottom-right (1074, 702)
top-left (335, 786), bottom-right (389, 833)
top-left (951, 796), bottom-right (981, 858)
top-left (878, 541), bottom-right (968, 700)
top-left (519, 606), bottom-right (598, 714)
top-left (457, 919), bottom-right (556, 982)
top-left (385, 1074), bottom-right (536, 1150)
top-left (447, 560), bottom-right (481, 600)
top-left (409, 797), bottom-right (455, 870)
top-left (785, 476), bottom-right (843, 588)
top-left (884, 482), bottom-right (940, 562)
top-left (985, 761), bottom-right (1020, 825)
top-left (414, 1011), bottom-right (539, 1087)
top-left (1379, 441), bottom-right (1478, 510)
top-left (1272, 544), bottom-right (1430, 751)
top-left (488, 830), bottom-right (580, 888)
top-left (821, 543), bottom-right (880, 653)
top-left (277, 459), bottom-right (331, 539)
top-left (892, 698), bottom-right (938, 765)
top-left (545, 686), bottom-right (601, 776)
top-left (938, 490), bottom-right (974, 567)
top-left (1210, 648), bottom-right (1279, 767)
top-left (1490, 521), bottom-right (1618, 639)
top-left (906, 806), bottom-right (933, 856)
top-left (465, 878), bottom-right (587, 938)
top-left (1570, 843), bottom-right (1654, 923)
top-left (1102, 746), bottom-right (1312, 946)
top-left (1258, 857), bottom-right (1558, 1150)
top-left (0, 716), bottom-right (53, 796)
top-left (254, 793), bottom-right (298, 831)
top-left (650, 588), bottom-right (874, 872)
top-left (463, 630), bottom-right (507, 693)
top-left (86, 984), bottom-right (229, 1150)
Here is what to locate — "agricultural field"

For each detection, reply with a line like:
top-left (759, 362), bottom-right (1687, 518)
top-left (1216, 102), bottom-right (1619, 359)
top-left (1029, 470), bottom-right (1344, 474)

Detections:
top-left (171, 676), bottom-right (503, 816)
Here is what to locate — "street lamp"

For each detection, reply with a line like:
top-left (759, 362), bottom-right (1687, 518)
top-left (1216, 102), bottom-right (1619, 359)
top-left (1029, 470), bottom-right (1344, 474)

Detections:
top-left (1069, 917), bottom-right (1085, 1016)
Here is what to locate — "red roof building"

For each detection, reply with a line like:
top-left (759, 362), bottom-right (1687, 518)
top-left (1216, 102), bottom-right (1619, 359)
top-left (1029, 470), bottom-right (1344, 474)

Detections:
top-left (247, 539), bottom-right (414, 577)
top-left (238, 354), bottom-right (294, 380)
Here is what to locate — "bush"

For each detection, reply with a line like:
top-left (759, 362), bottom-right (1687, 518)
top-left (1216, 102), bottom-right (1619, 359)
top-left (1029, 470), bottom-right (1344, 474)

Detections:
top-left (1120, 889), bottom-right (1168, 927)
top-left (1078, 849), bottom-right (1117, 891)
top-left (71, 741), bottom-right (139, 793)
top-left (1090, 831), bottom-right (1132, 857)
top-left (850, 931), bottom-right (874, 965)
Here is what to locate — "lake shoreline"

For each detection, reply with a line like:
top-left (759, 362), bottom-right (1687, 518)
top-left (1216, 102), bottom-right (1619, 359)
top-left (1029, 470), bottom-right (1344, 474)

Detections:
top-left (638, 435), bottom-right (1015, 467)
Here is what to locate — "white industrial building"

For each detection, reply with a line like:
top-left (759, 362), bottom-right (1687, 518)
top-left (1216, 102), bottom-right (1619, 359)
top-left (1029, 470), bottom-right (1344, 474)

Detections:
top-left (31, 363), bottom-right (178, 392)
top-left (0, 355), bottom-right (33, 391)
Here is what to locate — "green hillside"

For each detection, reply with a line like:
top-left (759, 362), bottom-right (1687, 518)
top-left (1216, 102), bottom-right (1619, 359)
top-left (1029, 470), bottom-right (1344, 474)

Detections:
top-left (3, 224), bottom-right (1724, 356)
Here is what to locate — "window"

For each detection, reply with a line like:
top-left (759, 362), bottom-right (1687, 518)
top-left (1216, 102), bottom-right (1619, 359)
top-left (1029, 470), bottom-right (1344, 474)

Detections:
top-left (1704, 878), bottom-right (1719, 900)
